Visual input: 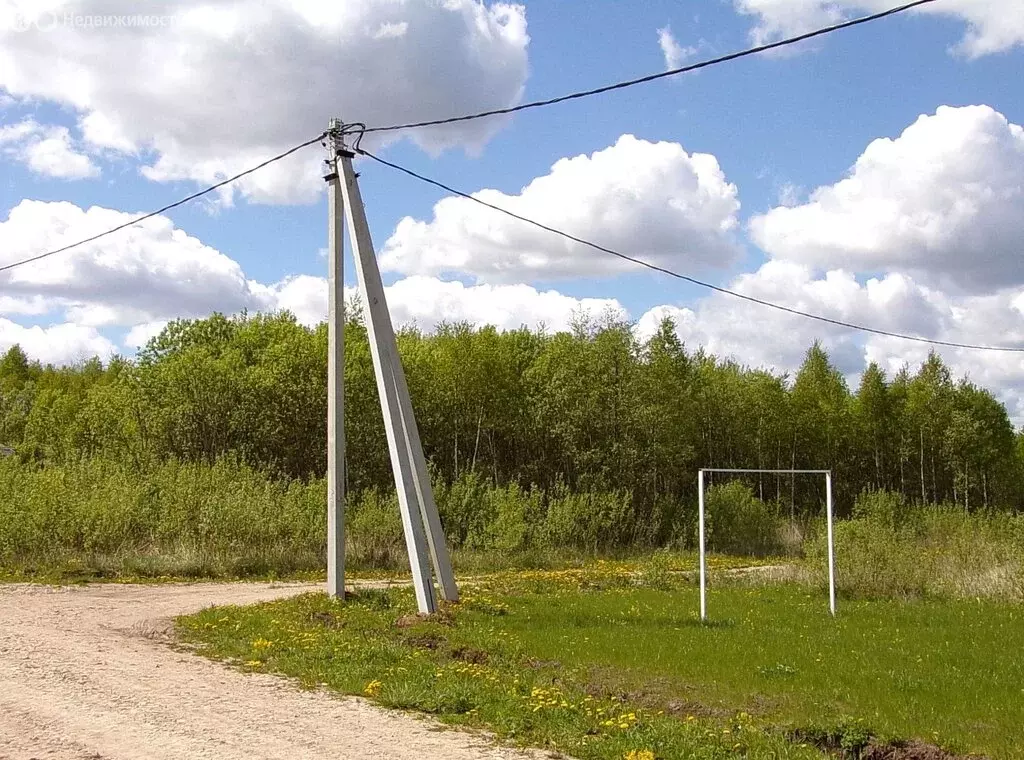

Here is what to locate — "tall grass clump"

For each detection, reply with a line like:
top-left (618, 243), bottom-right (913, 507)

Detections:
top-left (344, 487), bottom-right (404, 569)
top-left (0, 461), bottom-right (675, 579)
top-left (804, 489), bottom-right (1024, 601)
top-left (0, 456), bottom-right (325, 578)
top-left (1, 456), bottom-right (807, 580)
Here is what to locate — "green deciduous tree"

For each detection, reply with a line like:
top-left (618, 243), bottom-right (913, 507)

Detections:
top-left (0, 312), bottom-right (1020, 524)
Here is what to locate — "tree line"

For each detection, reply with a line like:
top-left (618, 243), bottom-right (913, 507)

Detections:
top-left (1, 308), bottom-right (1020, 519)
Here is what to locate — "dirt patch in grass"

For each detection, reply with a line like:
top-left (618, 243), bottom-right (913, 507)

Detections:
top-left (395, 607), bottom-right (456, 629)
top-left (582, 670), bottom-right (735, 720)
top-left (451, 645), bottom-right (489, 664)
top-left (404, 631), bottom-right (447, 651)
top-left (792, 729), bottom-right (986, 760)
top-left (395, 613), bottom-right (429, 628)
top-left (661, 698), bottom-right (734, 720)
top-left (860, 739), bottom-right (986, 760)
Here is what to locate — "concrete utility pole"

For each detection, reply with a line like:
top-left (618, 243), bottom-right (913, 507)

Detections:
top-left (324, 119), bottom-right (346, 599)
top-left (325, 120), bottom-right (458, 614)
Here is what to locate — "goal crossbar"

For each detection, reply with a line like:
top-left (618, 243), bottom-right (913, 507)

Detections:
top-left (697, 468), bottom-right (837, 621)
top-left (701, 468), bottom-right (831, 474)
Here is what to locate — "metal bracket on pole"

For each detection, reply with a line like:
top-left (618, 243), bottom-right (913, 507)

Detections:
top-left (331, 123), bottom-right (458, 613)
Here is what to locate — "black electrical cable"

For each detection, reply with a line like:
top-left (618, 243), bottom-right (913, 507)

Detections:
top-left (359, 146), bottom-right (1024, 354)
top-left (363, 0), bottom-right (938, 136)
top-left (0, 133), bottom-right (327, 274)
top-left (0, 0), bottom-right (940, 274)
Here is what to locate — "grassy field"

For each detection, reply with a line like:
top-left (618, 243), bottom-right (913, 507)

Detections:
top-left (177, 566), bottom-right (1023, 760)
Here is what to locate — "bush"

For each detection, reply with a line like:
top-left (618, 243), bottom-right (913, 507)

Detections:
top-left (634, 495), bottom-right (683, 549)
top-left (434, 471), bottom-right (489, 548)
top-left (0, 456), bottom-right (326, 577)
top-left (852, 488), bottom-right (915, 529)
top-left (703, 482), bottom-right (785, 557)
top-left (469, 483), bottom-right (544, 553)
top-left (544, 484), bottom-right (634, 552)
top-left (347, 488), bottom-right (404, 569)
top-left (0, 457), bottom-right (662, 577)
top-left (804, 499), bottom-right (1024, 601)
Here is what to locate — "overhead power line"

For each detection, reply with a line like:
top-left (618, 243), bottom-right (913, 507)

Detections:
top-left (0, 0), bottom-right (934, 275)
top-left (358, 147), bottom-right (1024, 354)
top-left (363, 0), bottom-right (938, 136)
top-left (0, 134), bottom-right (327, 274)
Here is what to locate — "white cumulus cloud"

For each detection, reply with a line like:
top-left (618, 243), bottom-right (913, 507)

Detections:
top-left (734, 0), bottom-right (1024, 58)
top-left (0, 0), bottom-right (529, 203)
top-left (257, 274), bottom-right (625, 333)
top-left (750, 105), bottom-right (1024, 294)
top-left (657, 25), bottom-right (697, 69)
top-left (642, 261), bottom-right (946, 374)
top-left (124, 321), bottom-right (169, 351)
top-left (0, 199), bottom-right (272, 325)
top-left (0, 119), bottom-right (99, 179)
top-left (257, 275), bottom-right (332, 329)
top-left (639, 260), bottom-right (1024, 420)
top-left (0, 197), bottom-right (628, 364)
top-left (385, 276), bottom-right (625, 332)
top-left (0, 318), bottom-right (116, 365)
top-left (381, 134), bottom-right (741, 283)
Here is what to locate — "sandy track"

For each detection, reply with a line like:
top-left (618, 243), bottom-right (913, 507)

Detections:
top-left (0, 582), bottom-right (547, 760)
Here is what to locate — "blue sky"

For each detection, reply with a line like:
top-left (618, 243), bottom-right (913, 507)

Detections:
top-left (1, 0), bottom-right (1024, 412)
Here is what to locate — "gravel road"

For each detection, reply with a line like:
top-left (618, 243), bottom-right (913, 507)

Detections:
top-left (0, 582), bottom-right (547, 760)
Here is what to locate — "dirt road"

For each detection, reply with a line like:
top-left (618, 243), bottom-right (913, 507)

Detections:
top-left (0, 582), bottom-right (545, 760)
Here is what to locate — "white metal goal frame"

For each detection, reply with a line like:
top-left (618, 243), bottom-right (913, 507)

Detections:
top-left (697, 468), bottom-right (836, 621)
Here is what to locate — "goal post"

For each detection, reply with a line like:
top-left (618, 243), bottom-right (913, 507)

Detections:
top-left (697, 468), bottom-right (836, 621)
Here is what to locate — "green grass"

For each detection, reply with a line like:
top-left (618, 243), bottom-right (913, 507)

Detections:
top-left (500, 582), bottom-right (1022, 756)
top-left (0, 548), bottom-right (753, 586)
top-left (176, 568), bottom-right (1024, 759)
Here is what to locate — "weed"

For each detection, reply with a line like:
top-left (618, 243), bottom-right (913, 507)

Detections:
top-left (178, 575), bottom-right (1024, 759)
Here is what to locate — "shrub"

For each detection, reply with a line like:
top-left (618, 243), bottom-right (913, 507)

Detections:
top-left (852, 488), bottom-right (915, 529)
top-left (633, 495), bottom-right (682, 549)
top-left (347, 488), bottom-right (404, 569)
top-left (0, 456), bottom-right (325, 577)
top-left (434, 471), bottom-right (489, 548)
top-left (703, 482), bottom-right (785, 557)
top-left (804, 502), bottom-right (1024, 601)
top-left (467, 483), bottom-right (544, 553)
top-left (638, 548), bottom-right (676, 590)
top-left (544, 484), bottom-right (634, 552)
